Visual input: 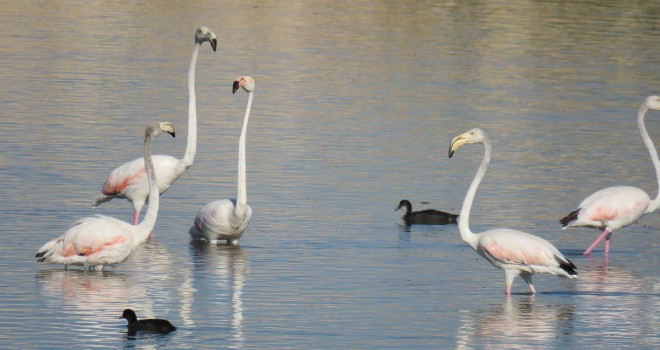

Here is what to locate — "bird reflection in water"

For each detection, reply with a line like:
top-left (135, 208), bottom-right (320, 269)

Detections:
top-left (187, 241), bottom-right (248, 346)
top-left (455, 296), bottom-right (576, 348)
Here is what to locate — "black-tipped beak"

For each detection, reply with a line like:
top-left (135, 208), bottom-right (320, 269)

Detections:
top-left (210, 38), bottom-right (217, 52)
top-left (168, 131), bottom-right (176, 138)
top-left (232, 80), bottom-right (240, 94)
top-left (448, 146), bottom-right (455, 158)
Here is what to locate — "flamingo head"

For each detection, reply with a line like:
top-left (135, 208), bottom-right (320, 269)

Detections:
top-left (645, 95), bottom-right (660, 110)
top-left (233, 76), bottom-right (255, 94)
top-left (449, 128), bottom-right (487, 158)
top-left (196, 26), bottom-right (217, 52)
top-left (146, 122), bottom-right (176, 139)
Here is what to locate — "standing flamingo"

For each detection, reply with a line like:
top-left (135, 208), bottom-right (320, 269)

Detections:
top-left (189, 76), bottom-right (255, 245)
top-left (560, 95), bottom-right (660, 256)
top-left (36, 122), bottom-right (175, 270)
top-left (92, 27), bottom-right (217, 224)
top-left (449, 128), bottom-right (577, 294)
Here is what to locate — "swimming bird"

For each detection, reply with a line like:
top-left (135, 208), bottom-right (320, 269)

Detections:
top-left (449, 128), bottom-right (577, 294)
top-left (36, 123), bottom-right (175, 270)
top-left (120, 309), bottom-right (176, 336)
top-left (560, 95), bottom-right (660, 256)
top-left (395, 199), bottom-right (458, 225)
top-left (189, 76), bottom-right (255, 245)
top-left (92, 27), bottom-right (217, 225)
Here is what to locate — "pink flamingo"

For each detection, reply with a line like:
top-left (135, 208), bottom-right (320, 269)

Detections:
top-left (449, 128), bottom-right (577, 294)
top-left (189, 76), bottom-right (255, 245)
top-left (560, 95), bottom-right (660, 256)
top-left (92, 27), bottom-right (217, 224)
top-left (36, 123), bottom-right (175, 270)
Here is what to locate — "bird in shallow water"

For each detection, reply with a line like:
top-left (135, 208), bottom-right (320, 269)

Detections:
top-left (395, 199), bottom-right (458, 225)
top-left (120, 309), bottom-right (176, 336)
top-left (560, 95), bottom-right (660, 257)
top-left (449, 128), bottom-right (577, 294)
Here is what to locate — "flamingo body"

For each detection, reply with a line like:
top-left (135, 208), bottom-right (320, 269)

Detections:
top-left (37, 123), bottom-right (175, 270)
top-left (560, 95), bottom-right (660, 256)
top-left (36, 215), bottom-right (149, 269)
top-left (92, 27), bottom-right (217, 225)
top-left (449, 128), bottom-right (577, 294)
top-left (191, 199), bottom-right (253, 244)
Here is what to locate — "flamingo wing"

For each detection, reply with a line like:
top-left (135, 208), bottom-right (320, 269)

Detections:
top-left (576, 186), bottom-right (650, 227)
top-left (37, 216), bottom-right (135, 262)
top-left (100, 155), bottom-right (180, 196)
top-left (478, 229), bottom-right (576, 275)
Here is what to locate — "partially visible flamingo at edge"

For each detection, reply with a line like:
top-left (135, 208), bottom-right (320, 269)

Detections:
top-left (560, 95), bottom-right (660, 256)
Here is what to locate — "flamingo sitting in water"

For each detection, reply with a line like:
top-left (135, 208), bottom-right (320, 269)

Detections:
top-left (92, 27), bottom-right (217, 225)
top-left (36, 122), bottom-right (175, 270)
top-left (449, 128), bottom-right (577, 294)
top-left (189, 76), bottom-right (255, 245)
top-left (560, 95), bottom-right (660, 256)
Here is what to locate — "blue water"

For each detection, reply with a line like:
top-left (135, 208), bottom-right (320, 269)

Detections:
top-left (1, 0), bottom-right (659, 348)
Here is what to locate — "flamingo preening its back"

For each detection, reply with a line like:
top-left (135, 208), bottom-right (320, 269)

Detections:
top-left (92, 27), bottom-right (217, 225)
top-left (36, 123), bottom-right (175, 270)
top-left (560, 95), bottom-right (660, 256)
top-left (449, 128), bottom-right (577, 294)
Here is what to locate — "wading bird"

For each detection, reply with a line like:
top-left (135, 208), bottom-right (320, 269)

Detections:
top-left (449, 128), bottom-right (577, 294)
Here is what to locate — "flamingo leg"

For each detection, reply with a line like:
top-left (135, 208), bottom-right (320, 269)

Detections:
top-left (504, 270), bottom-right (519, 295)
top-left (583, 228), bottom-right (612, 255)
top-left (133, 210), bottom-right (140, 225)
top-left (604, 231), bottom-right (613, 255)
top-left (520, 272), bottom-right (536, 294)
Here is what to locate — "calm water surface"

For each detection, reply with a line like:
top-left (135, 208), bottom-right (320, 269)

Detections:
top-left (1, 0), bottom-right (659, 348)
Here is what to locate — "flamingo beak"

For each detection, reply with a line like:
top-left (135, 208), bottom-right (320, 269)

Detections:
top-left (210, 38), bottom-right (217, 52)
top-left (232, 80), bottom-right (240, 94)
top-left (449, 135), bottom-right (467, 158)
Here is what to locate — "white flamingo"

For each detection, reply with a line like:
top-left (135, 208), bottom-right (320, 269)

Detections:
top-left (560, 95), bottom-right (660, 256)
top-left (190, 76), bottom-right (255, 245)
top-left (449, 128), bottom-right (577, 294)
top-left (92, 27), bottom-right (217, 224)
top-left (36, 122), bottom-right (175, 270)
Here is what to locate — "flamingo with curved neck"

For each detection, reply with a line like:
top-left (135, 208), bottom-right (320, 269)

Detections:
top-left (36, 122), bottom-right (175, 270)
top-left (190, 76), bottom-right (255, 245)
top-left (449, 128), bottom-right (577, 294)
top-left (92, 27), bottom-right (217, 225)
top-left (560, 95), bottom-right (660, 256)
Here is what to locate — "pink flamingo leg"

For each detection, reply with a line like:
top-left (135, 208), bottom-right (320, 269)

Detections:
top-left (133, 210), bottom-right (140, 225)
top-left (604, 231), bottom-right (613, 255)
top-left (583, 228), bottom-right (611, 255)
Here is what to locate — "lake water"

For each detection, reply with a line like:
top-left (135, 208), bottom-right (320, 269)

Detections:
top-left (1, 0), bottom-right (659, 348)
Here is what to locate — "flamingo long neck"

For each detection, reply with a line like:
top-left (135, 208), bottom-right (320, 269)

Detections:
top-left (638, 105), bottom-right (660, 211)
top-left (139, 131), bottom-right (159, 234)
top-left (179, 41), bottom-right (200, 171)
top-left (235, 92), bottom-right (253, 218)
top-left (458, 137), bottom-right (491, 249)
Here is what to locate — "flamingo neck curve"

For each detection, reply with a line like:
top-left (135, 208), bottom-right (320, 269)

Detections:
top-left (139, 130), bottom-right (159, 235)
top-left (235, 91), bottom-right (253, 218)
top-left (458, 136), bottom-right (491, 249)
top-left (638, 104), bottom-right (660, 212)
top-left (179, 41), bottom-right (200, 171)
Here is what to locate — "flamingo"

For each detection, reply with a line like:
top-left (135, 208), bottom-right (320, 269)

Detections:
top-left (560, 95), bottom-right (660, 256)
top-left (92, 27), bottom-right (217, 225)
top-left (36, 122), bottom-right (175, 270)
top-left (449, 128), bottom-right (577, 294)
top-left (189, 76), bottom-right (255, 245)
top-left (395, 199), bottom-right (458, 225)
